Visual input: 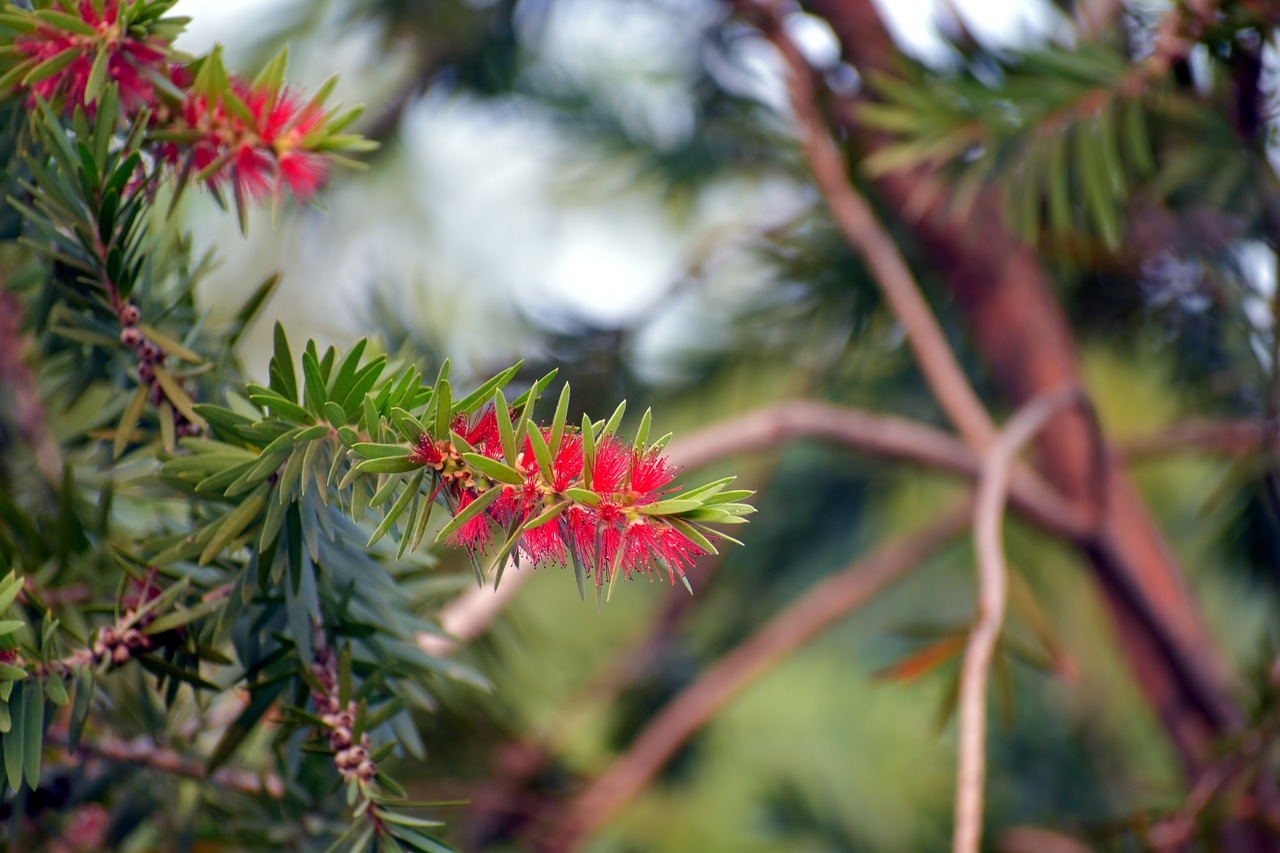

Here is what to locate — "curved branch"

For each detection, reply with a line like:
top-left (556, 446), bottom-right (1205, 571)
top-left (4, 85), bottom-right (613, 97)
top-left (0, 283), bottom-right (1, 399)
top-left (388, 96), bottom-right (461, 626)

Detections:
top-left (46, 727), bottom-right (283, 798)
top-left (763, 13), bottom-right (998, 453)
top-left (541, 502), bottom-right (973, 851)
top-left (417, 401), bottom-right (1091, 659)
top-left (954, 388), bottom-right (1081, 853)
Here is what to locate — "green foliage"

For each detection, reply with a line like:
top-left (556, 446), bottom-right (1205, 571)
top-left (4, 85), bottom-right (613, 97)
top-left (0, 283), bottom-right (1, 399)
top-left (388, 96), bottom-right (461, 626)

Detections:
top-left (0, 5), bottom-right (751, 850)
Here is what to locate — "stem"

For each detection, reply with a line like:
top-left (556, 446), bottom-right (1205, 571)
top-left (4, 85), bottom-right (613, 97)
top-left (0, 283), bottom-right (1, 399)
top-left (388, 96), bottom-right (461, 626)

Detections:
top-left (954, 388), bottom-right (1081, 853)
top-left (542, 502), bottom-right (972, 851)
top-left (765, 14), bottom-right (998, 453)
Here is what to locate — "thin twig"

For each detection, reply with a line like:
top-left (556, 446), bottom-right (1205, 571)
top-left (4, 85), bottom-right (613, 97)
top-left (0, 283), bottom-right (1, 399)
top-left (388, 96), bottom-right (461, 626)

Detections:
top-left (46, 726), bottom-right (283, 798)
top-left (765, 14), bottom-right (998, 453)
top-left (1117, 419), bottom-right (1266, 460)
top-left (954, 387), bottom-right (1081, 853)
top-left (541, 502), bottom-right (973, 852)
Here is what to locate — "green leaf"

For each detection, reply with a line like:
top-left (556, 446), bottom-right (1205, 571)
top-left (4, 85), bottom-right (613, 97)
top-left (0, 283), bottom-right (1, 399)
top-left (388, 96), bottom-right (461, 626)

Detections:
top-left (368, 470), bottom-right (424, 547)
top-left (376, 810), bottom-right (445, 829)
top-left (153, 366), bottom-right (207, 429)
top-left (135, 324), bottom-right (203, 364)
top-left (637, 499), bottom-right (704, 516)
top-left (549, 382), bottom-right (571, 455)
top-left (32, 9), bottom-right (97, 35)
top-left (526, 425), bottom-right (553, 483)
top-left (270, 322), bottom-right (297, 401)
top-left (453, 361), bottom-right (521, 414)
top-left (581, 412), bottom-right (595, 490)
top-left (601, 400), bottom-right (626, 438)
top-left (494, 388), bottom-right (516, 465)
top-left (113, 383), bottom-right (148, 460)
top-left (327, 338), bottom-right (367, 404)
top-left (351, 442), bottom-right (411, 459)
top-left (463, 454), bottom-right (522, 486)
top-left (3, 679), bottom-right (23, 790)
top-left (43, 676), bottom-right (67, 707)
top-left (22, 47), bottom-right (80, 86)
top-left (199, 483), bottom-right (269, 565)
top-left (228, 272), bottom-right (280, 347)
top-left (633, 407), bottom-right (652, 450)
top-left (565, 487), bottom-right (599, 507)
top-left (136, 656), bottom-right (220, 692)
top-left (23, 680), bottom-right (41, 790)
top-left (667, 517), bottom-right (719, 555)
top-left (84, 47), bottom-right (109, 105)
top-left (142, 598), bottom-right (223, 635)
top-left (251, 46), bottom-right (289, 93)
top-left (524, 500), bottom-right (568, 530)
top-left (0, 621), bottom-right (23, 637)
top-left (434, 487), bottom-right (502, 544)
top-left (434, 379), bottom-right (451, 443)
top-left (0, 574), bottom-right (24, 613)
top-left (68, 669), bottom-right (92, 753)
top-left (353, 456), bottom-right (421, 475)
top-left (302, 349), bottom-right (328, 414)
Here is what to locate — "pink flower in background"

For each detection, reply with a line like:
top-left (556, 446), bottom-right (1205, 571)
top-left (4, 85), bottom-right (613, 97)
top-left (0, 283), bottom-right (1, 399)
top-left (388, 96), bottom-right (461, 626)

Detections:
top-left (14, 0), bottom-right (169, 113)
top-left (161, 78), bottom-right (334, 202)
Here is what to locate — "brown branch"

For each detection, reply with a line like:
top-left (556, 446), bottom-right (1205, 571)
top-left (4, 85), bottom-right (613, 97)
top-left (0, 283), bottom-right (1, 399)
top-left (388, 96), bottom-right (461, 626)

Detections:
top-left (955, 388), bottom-right (1081, 853)
top-left (539, 502), bottom-right (972, 851)
top-left (804, 0), bottom-right (1243, 782)
top-left (762, 11), bottom-right (998, 453)
top-left (46, 726), bottom-right (283, 798)
top-left (1118, 419), bottom-right (1266, 460)
top-left (417, 400), bottom-right (1090, 660)
top-left (669, 400), bottom-right (1089, 538)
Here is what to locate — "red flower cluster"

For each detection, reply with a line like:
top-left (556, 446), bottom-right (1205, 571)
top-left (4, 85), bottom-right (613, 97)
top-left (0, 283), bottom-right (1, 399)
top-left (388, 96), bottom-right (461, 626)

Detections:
top-left (412, 410), bottom-right (705, 586)
top-left (14, 0), bottom-right (168, 112)
top-left (163, 76), bottom-right (331, 202)
top-left (7, 1), bottom-right (345, 204)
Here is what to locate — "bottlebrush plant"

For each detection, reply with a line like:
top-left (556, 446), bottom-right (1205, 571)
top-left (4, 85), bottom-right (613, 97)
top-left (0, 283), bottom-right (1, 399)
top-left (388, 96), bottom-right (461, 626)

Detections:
top-left (0, 2), bottom-right (751, 850)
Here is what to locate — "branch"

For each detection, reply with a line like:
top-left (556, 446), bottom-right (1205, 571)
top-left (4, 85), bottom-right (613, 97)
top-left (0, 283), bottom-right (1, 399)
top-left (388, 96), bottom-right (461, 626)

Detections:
top-left (1118, 419), bottom-right (1266, 460)
top-left (46, 726), bottom-right (283, 798)
top-left (540, 502), bottom-right (972, 851)
top-left (760, 10), bottom-right (998, 453)
top-left (416, 400), bottom-right (1096, 659)
top-left (954, 388), bottom-right (1081, 853)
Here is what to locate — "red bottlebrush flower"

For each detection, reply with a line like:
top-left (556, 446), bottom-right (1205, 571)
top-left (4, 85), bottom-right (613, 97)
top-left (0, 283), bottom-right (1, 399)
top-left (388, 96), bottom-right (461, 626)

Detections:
top-left (14, 0), bottom-right (170, 113)
top-left (549, 432), bottom-right (584, 492)
top-left (161, 77), bottom-right (334, 203)
top-left (628, 446), bottom-right (676, 502)
top-left (589, 437), bottom-right (631, 494)
top-left (518, 513), bottom-right (568, 566)
top-left (452, 407), bottom-right (504, 459)
top-left (445, 491), bottom-right (494, 552)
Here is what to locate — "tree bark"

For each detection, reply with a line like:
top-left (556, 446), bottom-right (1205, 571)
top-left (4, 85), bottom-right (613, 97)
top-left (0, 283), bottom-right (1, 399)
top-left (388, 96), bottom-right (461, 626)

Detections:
top-left (802, 0), bottom-right (1243, 775)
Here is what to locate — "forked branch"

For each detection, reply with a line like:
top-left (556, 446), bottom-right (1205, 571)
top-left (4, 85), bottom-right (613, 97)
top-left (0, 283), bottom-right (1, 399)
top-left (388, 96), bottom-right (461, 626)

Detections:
top-left (954, 388), bottom-right (1083, 853)
top-left (540, 501), bottom-right (972, 851)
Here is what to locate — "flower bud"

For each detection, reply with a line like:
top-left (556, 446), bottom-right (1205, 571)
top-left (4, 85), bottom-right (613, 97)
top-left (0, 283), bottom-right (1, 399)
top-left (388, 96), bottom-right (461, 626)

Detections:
top-left (121, 327), bottom-right (143, 348)
top-left (118, 304), bottom-right (140, 326)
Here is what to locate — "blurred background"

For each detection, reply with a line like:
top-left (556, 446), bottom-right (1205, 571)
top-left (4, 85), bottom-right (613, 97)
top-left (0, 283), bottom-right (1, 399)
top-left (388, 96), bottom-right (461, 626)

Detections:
top-left (163, 0), bottom-right (1280, 849)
